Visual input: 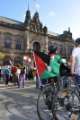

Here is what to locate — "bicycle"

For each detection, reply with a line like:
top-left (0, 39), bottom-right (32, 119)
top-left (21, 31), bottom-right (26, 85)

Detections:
top-left (37, 75), bottom-right (80, 120)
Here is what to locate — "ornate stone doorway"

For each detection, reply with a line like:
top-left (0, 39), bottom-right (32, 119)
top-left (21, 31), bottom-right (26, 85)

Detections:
top-left (33, 42), bottom-right (41, 52)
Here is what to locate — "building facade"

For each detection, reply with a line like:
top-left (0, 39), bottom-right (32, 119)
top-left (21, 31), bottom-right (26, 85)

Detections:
top-left (0, 10), bottom-right (74, 65)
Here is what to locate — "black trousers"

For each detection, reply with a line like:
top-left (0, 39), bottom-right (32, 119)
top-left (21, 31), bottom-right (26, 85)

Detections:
top-left (5, 74), bottom-right (9, 85)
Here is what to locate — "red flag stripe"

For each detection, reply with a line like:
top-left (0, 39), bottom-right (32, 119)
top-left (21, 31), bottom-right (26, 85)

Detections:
top-left (34, 53), bottom-right (47, 76)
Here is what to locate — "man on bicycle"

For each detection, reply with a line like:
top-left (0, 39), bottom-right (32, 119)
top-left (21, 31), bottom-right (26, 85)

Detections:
top-left (40, 45), bottom-right (63, 85)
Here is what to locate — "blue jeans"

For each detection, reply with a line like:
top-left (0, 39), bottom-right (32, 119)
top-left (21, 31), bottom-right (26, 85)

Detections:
top-left (75, 75), bottom-right (80, 88)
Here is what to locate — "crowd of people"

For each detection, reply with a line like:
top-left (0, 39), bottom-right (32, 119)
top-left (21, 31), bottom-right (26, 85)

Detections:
top-left (0, 65), bottom-right (27, 88)
top-left (0, 38), bottom-right (80, 90)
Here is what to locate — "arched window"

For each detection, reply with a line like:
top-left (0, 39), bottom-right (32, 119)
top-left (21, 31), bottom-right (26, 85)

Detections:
top-left (33, 42), bottom-right (41, 52)
top-left (4, 37), bottom-right (12, 48)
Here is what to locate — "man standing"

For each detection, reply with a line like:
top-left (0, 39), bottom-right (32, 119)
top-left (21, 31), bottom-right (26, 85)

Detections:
top-left (71, 38), bottom-right (80, 87)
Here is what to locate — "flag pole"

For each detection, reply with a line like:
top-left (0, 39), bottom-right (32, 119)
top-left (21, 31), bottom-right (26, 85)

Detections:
top-left (32, 51), bottom-right (41, 88)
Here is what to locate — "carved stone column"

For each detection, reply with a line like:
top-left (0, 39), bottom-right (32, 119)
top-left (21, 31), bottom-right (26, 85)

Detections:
top-left (25, 28), bottom-right (30, 52)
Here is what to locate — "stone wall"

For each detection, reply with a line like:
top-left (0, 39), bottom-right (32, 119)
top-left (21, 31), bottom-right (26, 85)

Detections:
top-left (0, 24), bottom-right (74, 65)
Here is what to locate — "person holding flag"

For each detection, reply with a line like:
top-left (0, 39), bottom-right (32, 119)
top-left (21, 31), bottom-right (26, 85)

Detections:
top-left (33, 43), bottom-right (63, 88)
top-left (40, 46), bottom-right (62, 84)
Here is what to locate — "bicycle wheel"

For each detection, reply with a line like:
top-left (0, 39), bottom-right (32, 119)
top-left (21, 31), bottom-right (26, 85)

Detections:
top-left (52, 88), bottom-right (80, 120)
top-left (37, 84), bottom-right (55, 120)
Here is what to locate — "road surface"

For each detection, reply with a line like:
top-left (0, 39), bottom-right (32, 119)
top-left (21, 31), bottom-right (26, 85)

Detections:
top-left (0, 84), bottom-right (39, 120)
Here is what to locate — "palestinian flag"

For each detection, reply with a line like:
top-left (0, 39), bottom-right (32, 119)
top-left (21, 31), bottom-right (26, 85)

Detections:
top-left (33, 52), bottom-right (54, 80)
top-left (37, 51), bottom-right (50, 65)
top-left (33, 52), bottom-right (47, 76)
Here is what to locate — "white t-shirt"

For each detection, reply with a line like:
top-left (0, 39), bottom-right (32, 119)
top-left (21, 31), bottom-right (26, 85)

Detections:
top-left (16, 68), bottom-right (21, 78)
top-left (72, 47), bottom-right (80, 75)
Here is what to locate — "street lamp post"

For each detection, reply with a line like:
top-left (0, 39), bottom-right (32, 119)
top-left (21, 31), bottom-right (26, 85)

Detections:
top-left (23, 56), bottom-right (28, 66)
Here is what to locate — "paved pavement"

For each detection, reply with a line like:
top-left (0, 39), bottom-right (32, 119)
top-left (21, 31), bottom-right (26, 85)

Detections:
top-left (0, 80), bottom-right (36, 89)
top-left (0, 81), bottom-right (80, 120)
top-left (0, 81), bottom-right (40, 120)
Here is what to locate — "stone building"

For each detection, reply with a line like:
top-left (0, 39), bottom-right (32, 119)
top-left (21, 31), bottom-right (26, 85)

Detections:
top-left (0, 10), bottom-right (74, 65)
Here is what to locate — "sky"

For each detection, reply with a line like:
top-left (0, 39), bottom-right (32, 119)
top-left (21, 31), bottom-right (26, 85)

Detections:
top-left (0, 0), bottom-right (80, 39)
